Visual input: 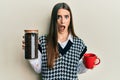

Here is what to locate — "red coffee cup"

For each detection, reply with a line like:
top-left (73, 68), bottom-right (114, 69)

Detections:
top-left (83, 53), bottom-right (100, 69)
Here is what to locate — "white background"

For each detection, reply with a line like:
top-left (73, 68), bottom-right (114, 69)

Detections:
top-left (0, 0), bottom-right (120, 80)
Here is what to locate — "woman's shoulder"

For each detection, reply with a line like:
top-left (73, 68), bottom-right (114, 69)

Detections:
top-left (38, 34), bottom-right (47, 43)
top-left (73, 36), bottom-right (83, 42)
top-left (39, 34), bottom-right (47, 39)
top-left (73, 36), bottom-right (85, 44)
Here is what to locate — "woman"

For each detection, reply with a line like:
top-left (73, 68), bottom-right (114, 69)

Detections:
top-left (23, 2), bottom-right (88, 80)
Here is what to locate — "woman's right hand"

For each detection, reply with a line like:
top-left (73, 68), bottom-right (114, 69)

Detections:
top-left (22, 36), bottom-right (40, 50)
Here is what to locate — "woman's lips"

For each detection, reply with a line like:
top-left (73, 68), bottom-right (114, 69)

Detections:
top-left (59, 25), bottom-right (65, 31)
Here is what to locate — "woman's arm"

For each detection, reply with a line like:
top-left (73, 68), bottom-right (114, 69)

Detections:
top-left (28, 50), bottom-right (42, 73)
top-left (77, 59), bottom-right (88, 74)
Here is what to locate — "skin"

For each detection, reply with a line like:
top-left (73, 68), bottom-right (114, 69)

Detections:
top-left (57, 9), bottom-right (70, 43)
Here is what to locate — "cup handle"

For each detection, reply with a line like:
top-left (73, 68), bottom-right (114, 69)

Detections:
top-left (95, 58), bottom-right (100, 65)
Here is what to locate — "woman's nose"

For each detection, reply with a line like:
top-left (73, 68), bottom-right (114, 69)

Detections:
top-left (61, 17), bottom-right (65, 24)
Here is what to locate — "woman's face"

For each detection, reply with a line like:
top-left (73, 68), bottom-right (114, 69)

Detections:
top-left (57, 8), bottom-right (70, 33)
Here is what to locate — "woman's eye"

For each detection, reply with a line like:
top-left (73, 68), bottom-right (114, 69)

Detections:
top-left (65, 15), bottom-right (69, 19)
top-left (57, 15), bottom-right (61, 19)
top-left (57, 15), bottom-right (69, 19)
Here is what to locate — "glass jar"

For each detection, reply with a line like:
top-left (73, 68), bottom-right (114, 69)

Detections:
top-left (24, 30), bottom-right (38, 59)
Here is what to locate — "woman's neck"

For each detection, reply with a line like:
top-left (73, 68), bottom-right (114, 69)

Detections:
top-left (58, 32), bottom-right (69, 43)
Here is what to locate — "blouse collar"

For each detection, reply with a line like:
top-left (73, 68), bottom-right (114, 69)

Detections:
top-left (68, 33), bottom-right (73, 43)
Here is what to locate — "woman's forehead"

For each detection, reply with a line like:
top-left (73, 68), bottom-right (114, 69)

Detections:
top-left (57, 9), bottom-right (70, 15)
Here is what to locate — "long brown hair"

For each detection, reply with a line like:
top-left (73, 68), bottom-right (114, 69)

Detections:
top-left (47, 2), bottom-right (77, 68)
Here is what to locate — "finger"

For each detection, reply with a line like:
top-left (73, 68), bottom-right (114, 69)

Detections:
top-left (23, 35), bottom-right (24, 38)
top-left (22, 44), bottom-right (25, 49)
top-left (22, 40), bottom-right (25, 44)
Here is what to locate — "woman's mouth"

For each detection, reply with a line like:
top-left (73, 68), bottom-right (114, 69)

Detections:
top-left (58, 25), bottom-right (65, 31)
